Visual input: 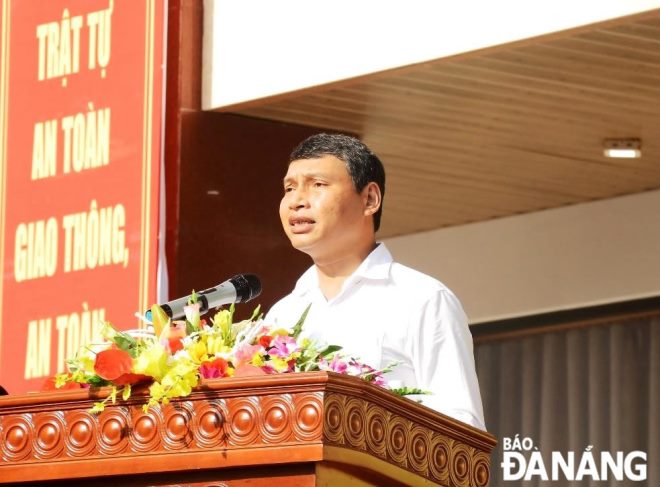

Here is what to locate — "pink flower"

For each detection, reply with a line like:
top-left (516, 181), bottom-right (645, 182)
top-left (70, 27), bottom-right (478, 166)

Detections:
top-left (268, 335), bottom-right (299, 358)
top-left (325, 355), bottom-right (348, 374)
top-left (261, 364), bottom-right (277, 374)
top-left (234, 364), bottom-right (268, 377)
top-left (234, 343), bottom-right (264, 366)
top-left (354, 362), bottom-right (387, 386)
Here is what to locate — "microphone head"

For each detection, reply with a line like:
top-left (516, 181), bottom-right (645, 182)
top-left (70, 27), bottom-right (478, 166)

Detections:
top-left (229, 274), bottom-right (262, 303)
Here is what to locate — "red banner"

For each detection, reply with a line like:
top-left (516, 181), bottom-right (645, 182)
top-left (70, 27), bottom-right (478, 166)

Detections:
top-left (0, 0), bottom-right (164, 394)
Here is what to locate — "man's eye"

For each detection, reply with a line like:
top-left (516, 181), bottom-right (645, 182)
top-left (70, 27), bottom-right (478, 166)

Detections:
top-left (284, 187), bottom-right (294, 193)
top-left (313, 182), bottom-right (325, 188)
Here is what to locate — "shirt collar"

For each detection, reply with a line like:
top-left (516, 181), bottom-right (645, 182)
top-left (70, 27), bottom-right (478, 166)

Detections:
top-left (292, 243), bottom-right (393, 297)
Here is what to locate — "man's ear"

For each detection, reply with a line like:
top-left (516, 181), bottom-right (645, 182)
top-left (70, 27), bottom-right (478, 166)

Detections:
top-left (363, 182), bottom-right (382, 217)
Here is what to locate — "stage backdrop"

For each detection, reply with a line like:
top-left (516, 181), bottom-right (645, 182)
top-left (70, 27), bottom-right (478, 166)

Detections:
top-left (0, 0), bottom-right (164, 394)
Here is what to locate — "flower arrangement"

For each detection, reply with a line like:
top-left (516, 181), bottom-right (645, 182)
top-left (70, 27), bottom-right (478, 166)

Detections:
top-left (55, 297), bottom-right (395, 413)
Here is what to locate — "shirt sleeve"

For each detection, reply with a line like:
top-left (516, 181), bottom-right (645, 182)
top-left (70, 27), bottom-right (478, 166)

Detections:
top-left (408, 289), bottom-right (486, 431)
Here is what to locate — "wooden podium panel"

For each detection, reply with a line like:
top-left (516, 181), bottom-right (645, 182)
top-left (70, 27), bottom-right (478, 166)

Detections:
top-left (0, 372), bottom-right (496, 486)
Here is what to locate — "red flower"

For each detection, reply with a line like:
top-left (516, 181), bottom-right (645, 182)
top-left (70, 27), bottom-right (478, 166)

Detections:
top-left (94, 348), bottom-right (133, 381)
top-left (162, 322), bottom-right (186, 354)
top-left (200, 357), bottom-right (231, 379)
top-left (168, 336), bottom-right (184, 354)
top-left (259, 335), bottom-right (273, 348)
top-left (113, 373), bottom-right (151, 386)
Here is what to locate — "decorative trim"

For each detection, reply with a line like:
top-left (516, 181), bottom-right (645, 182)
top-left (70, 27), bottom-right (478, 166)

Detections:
top-left (0, 373), bottom-right (496, 485)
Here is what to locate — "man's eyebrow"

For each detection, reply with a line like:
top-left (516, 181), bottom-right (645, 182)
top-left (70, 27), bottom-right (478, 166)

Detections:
top-left (283, 172), bottom-right (327, 184)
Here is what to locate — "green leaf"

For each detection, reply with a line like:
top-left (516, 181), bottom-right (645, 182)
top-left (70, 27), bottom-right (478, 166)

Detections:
top-left (87, 375), bottom-right (110, 387)
top-left (122, 384), bottom-right (132, 401)
top-left (188, 290), bottom-right (198, 305)
top-left (292, 304), bottom-right (312, 339)
top-left (112, 331), bottom-right (139, 357)
top-left (185, 320), bottom-right (197, 335)
top-left (318, 345), bottom-right (342, 358)
top-left (390, 387), bottom-right (432, 396)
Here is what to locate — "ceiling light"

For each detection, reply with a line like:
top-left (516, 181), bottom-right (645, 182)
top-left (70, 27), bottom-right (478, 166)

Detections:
top-left (603, 138), bottom-right (641, 158)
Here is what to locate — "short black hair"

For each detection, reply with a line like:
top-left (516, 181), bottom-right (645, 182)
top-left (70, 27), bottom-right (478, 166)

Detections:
top-left (289, 133), bottom-right (386, 231)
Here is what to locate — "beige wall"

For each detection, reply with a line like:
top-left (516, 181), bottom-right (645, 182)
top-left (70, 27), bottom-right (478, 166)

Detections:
top-left (383, 190), bottom-right (660, 324)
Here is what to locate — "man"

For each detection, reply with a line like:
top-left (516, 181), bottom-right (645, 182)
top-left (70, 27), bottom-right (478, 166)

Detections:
top-left (266, 133), bottom-right (486, 431)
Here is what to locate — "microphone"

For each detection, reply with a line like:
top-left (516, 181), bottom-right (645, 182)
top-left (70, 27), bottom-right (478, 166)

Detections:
top-left (146, 274), bottom-right (261, 321)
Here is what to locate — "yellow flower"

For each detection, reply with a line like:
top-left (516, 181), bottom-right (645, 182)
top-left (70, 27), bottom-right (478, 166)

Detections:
top-left (269, 357), bottom-right (290, 373)
top-left (206, 335), bottom-right (230, 356)
top-left (77, 353), bottom-right (96, 375)
top-left (187, 340), bottom-right (208, 363)
top-left (250, 354), bottom-right (265, 367)
top-left (133, 344), bottom-right (169, 381)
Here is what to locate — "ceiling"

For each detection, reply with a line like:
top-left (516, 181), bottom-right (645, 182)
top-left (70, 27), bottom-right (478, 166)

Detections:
top-left (226, 10), bottom-right (660, 238)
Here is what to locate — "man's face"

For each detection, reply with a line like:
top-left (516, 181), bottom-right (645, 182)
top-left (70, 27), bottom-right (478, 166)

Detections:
top-left (280, 155), bottom-right (371, 261)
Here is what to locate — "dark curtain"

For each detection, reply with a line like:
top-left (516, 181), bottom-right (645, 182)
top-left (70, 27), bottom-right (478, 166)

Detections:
top-left (475, 315), bottom-right (659, 486)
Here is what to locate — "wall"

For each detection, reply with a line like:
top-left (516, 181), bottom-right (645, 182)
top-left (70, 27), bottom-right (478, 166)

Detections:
top-left (165, 2), bottom-right (320, 317)
top-left (383, 190), bottom-right (660, 324)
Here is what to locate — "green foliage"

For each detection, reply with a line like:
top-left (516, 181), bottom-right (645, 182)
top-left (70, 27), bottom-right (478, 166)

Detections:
top-left (390, 386), bottom-right (431, 396)
top-left (292, 304), bottom-right (311, 339)
top-left (112, 330), bottom-right (139, 358)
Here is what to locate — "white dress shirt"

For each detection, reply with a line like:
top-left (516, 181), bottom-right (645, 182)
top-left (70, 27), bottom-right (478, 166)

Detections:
top-left (266, 243), bottom-right (486, 430)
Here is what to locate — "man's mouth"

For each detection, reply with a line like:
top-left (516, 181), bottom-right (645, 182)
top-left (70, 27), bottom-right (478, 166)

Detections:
top-left (289, 217), bottom-right (316, 233)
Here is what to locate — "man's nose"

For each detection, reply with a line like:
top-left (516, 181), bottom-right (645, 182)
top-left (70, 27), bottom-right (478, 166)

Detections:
top-left (288, 187), bottom-right (309, 209)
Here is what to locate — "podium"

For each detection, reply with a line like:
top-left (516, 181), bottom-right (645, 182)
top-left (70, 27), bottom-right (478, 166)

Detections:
top-left (0, 372), bottom-right (496, 486)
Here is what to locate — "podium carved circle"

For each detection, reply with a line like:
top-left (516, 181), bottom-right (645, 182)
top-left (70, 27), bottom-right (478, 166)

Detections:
top-left (265, 405), bottom-right (285, 431)
top-left (428, 434), bottom-right (451, 484)
top-left (260, 396), bottom-right (293, 443)
top-left (2, 415), bottom-right (33, 461)
top-left (408, 426), bottom-right (430, 473)
top-left (6, 425), bottom-right (28, 452)
top-left (131, 410), bottom-right (161, 452)
top-left (449, 443), bottom-right (472, 487)
top-left (34, 412), bottom-right (65, 459)
top-left (343, 397), bottom-right (366, 448)
top-left (473, 452), bottom-right (490, 487)
top-left (226, 398), bottom-right (259, 446)
top-left (323, 394), bottom-right (345, 444)
top-left (70, 421), bottom-right (91, 446)
top-left (64, 411), bottom-right (97, 457)
top-left (385, 416), bottom-right (409, 466)
top-left (365, 406), bottom-right (387, 458)
top-left (102, 419), bottom-right (122, 444)
top-left (167, 413), bottom-right (187, 439)
top-left (193, 400), bottom-right (225, 448)
top-left (162, 402), bottom-right (193, 449)
top-left (292, 393), bottom-right (322, 441)
top-left (97, 409), bottom-right (129, 454)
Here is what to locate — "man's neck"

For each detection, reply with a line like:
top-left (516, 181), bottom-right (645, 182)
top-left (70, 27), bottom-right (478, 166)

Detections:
top-left (314, 241), bottom-right (378, 301)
